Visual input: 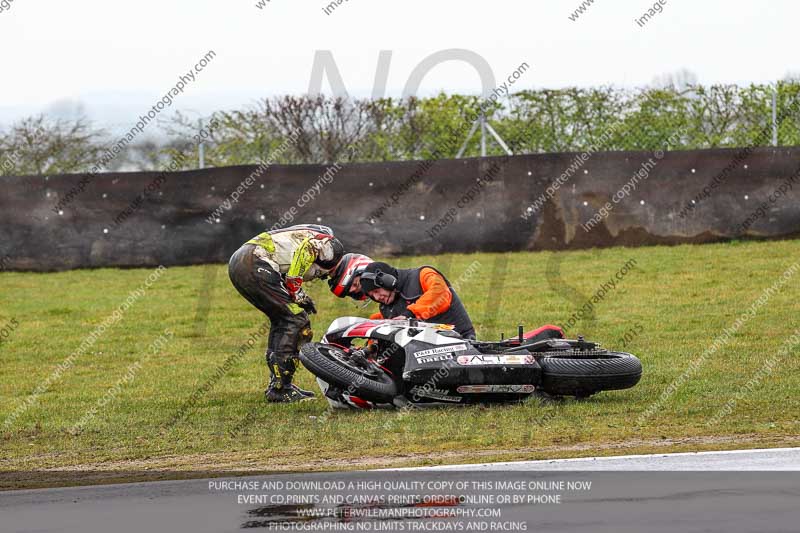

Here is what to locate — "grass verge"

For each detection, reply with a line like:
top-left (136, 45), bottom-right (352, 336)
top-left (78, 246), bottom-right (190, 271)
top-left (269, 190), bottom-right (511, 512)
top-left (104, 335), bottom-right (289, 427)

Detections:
top-left (1, 240), bottom-right (799, 488)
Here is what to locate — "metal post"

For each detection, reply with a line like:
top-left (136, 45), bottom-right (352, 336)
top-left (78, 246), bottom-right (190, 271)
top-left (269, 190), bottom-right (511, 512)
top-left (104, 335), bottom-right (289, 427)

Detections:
top-left (198, 119), bottom-right (206, 168)
top-left (486, 123), bottom-right (513, 156)
top-left (457, 111), bottom-right (514, 158)
top-left (772, 86), bottom-right (778, 147)
top-left (456, 120), bottom-right (480, 158)
top-left (480, 113), bottom-right (487, 157)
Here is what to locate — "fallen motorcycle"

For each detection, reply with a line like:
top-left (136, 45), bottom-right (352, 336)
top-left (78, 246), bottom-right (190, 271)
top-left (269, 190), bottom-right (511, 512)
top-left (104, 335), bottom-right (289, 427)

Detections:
top-left (299, 317), bottom-right (642, 409)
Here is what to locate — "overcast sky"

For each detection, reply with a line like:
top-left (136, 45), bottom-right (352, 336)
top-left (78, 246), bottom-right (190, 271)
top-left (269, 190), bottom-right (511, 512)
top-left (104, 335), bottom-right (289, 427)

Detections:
top-left (0, 0), bottom-right (795, 132)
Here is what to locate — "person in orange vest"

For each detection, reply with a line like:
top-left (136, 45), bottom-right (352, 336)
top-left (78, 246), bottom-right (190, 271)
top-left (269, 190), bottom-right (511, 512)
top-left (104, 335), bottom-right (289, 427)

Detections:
top-left (359, 261), bottom-right (476, 339)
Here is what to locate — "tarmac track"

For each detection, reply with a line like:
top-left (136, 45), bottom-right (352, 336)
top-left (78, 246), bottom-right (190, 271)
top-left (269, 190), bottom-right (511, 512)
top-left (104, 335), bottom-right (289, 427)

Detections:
top-left (2, 447), bottom-right (799, 533)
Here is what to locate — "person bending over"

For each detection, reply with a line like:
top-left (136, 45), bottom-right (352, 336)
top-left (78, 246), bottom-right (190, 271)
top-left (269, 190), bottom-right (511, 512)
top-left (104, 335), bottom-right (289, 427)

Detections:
top-left (228, 224), bottom-right (344, 403)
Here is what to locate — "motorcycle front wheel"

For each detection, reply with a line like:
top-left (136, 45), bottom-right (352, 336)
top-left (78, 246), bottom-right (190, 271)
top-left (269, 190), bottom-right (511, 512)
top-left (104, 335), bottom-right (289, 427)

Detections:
top-left (299, 343), bottom-right (398, 403)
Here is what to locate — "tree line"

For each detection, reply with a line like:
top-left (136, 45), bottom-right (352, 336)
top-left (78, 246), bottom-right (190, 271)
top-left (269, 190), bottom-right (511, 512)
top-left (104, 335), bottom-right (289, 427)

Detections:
top-left (2, 82), bottom-right (799, 176)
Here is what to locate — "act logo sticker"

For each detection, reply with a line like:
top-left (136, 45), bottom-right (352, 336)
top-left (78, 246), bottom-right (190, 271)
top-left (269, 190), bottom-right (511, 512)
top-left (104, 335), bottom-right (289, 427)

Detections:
top-left (456, 354), bottom-right (534, 366)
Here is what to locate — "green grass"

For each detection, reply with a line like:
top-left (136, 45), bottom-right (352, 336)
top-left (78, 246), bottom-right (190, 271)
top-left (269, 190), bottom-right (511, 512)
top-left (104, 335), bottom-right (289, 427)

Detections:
top-left (2, 240), bottom-right (800, 486)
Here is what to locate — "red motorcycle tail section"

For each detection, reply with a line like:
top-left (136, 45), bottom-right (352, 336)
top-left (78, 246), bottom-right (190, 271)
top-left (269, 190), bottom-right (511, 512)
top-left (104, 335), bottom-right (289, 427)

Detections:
top-left (523, 324), bottom-right (565, 341)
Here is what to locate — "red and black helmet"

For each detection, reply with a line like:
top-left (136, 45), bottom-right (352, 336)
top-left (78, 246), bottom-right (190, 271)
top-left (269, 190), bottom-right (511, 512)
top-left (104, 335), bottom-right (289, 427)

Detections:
top-left (328, 253), bottom-right (373, 299)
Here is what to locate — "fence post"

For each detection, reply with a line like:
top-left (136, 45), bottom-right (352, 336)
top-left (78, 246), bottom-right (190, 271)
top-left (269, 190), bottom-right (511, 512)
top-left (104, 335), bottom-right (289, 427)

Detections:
top-left (198, 119), bottom-right (206, 168)
top-left (480, 113), bottom-right (487, 157)
top-left (772, 85), bottom-right (778, 147)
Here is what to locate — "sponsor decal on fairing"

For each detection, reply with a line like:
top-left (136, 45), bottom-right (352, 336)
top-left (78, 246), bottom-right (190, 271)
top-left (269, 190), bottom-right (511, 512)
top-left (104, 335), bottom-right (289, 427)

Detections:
top-left (456, 384), bottom-right (536, 394)
top-left (408, 386), bottom-right (462, 403)
top-left (416, 354), bottom-right (453, 364)
top-left (413, 344), bottom-right (468, 361)
top-left (456, 354), bottom-right (535, 366)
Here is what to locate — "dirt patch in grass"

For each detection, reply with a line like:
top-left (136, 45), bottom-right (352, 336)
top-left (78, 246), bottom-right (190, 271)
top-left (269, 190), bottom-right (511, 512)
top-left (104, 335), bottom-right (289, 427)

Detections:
top-left (4, 433), bottom-right (799, 491)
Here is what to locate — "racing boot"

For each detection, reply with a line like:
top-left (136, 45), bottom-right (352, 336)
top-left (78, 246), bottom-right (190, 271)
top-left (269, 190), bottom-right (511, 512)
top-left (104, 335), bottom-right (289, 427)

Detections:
top-left (265, 385), bottom-right (313, 403)
top-left (290, 324), bottom-right (316, 398)
top-left (291, 382), bottom-right (316, 398)
top-left (265, 352), bottom-right (315, 403)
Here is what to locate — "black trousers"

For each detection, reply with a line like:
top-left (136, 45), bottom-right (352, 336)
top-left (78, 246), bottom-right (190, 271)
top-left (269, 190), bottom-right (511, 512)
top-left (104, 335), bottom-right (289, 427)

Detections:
top-left (228, 245), bottom-right (311, 363)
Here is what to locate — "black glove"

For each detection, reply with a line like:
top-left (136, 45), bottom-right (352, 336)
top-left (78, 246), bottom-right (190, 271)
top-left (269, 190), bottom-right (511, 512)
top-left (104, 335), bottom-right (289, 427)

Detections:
top-left (299, 299), bottom-right (317, 314)
top-left (294, 289), bottom-right (317, 314)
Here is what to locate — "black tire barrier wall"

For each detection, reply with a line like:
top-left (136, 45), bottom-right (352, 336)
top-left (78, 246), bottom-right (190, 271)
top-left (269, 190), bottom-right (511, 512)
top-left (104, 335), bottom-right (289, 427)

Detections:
top-left (1, 147), bottom-right (799, 272)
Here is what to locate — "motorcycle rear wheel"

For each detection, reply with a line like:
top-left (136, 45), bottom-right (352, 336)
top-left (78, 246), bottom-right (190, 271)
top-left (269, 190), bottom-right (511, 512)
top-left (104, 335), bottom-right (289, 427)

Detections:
top-left (538, 351), bottom-right (642, 398)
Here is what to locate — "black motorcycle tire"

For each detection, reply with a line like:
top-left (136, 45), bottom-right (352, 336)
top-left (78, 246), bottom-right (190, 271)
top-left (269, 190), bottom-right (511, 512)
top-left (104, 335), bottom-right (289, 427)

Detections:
top-left (299, 343), bottom-right (398, 403)
top-left (539, 351), bottom-right (642, 398)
